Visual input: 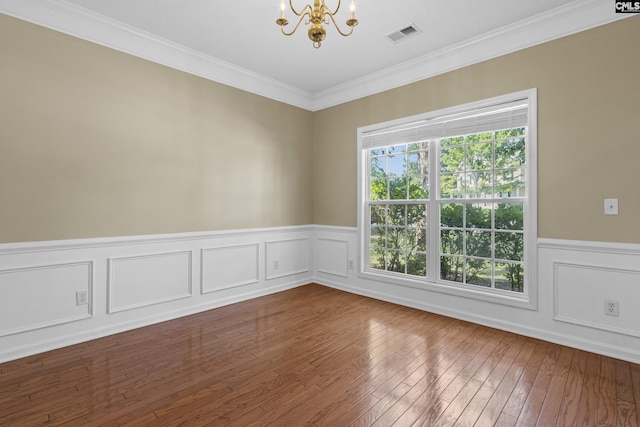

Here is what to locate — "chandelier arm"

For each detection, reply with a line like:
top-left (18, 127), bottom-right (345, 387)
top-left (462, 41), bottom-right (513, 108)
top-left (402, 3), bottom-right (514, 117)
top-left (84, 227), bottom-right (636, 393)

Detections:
top-left (326, 11), bottom-right (355, 37)
top-left (280, 11), bottom-right (311, 36)
top-left (327, 0), bottom-right (341, 16)
top-left (288, 0), bottom-right (308, 17)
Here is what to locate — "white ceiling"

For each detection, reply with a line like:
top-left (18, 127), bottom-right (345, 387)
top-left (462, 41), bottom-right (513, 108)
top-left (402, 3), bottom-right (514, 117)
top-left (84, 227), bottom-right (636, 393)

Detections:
top-left (0, 0), bottom-right (627, 110)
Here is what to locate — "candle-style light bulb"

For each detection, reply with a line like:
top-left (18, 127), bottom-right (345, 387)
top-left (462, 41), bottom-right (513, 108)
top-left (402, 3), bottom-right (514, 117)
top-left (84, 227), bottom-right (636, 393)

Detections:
top-left (350, 1), bottom-right (355, 19)
top-left (280, 0), bottom-right (285, 19)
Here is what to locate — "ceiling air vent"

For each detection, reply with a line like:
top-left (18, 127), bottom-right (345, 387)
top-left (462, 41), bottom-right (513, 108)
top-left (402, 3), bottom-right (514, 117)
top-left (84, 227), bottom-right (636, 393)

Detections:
top-left (386, 24), bottom-right (422, 43)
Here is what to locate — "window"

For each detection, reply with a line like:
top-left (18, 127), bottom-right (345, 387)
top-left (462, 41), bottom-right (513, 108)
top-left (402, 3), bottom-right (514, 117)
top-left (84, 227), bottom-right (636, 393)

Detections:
top-left (358, 89), bottom-right (537, 309)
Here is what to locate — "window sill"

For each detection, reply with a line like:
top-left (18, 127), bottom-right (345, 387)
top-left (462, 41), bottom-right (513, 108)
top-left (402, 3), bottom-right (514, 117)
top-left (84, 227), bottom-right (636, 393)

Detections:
top-left (358, 268), bottom-right (537, 310)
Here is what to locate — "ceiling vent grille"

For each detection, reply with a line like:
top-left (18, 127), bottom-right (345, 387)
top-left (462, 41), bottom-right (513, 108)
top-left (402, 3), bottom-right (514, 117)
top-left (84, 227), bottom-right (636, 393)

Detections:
top-left (386, 24), bottom-right (422, 43)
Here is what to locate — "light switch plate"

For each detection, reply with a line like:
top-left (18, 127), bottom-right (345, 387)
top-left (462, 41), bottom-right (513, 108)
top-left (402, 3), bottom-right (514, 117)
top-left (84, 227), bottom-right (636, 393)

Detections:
top-left (604, 198), bottom-right (618, 215)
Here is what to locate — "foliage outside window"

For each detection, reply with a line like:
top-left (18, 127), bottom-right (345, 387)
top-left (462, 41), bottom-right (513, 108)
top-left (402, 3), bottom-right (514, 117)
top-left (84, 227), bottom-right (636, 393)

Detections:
top-left (359, 90), bottom-right (537, 306)
top-left (369, 142), bottom-right (429, 277)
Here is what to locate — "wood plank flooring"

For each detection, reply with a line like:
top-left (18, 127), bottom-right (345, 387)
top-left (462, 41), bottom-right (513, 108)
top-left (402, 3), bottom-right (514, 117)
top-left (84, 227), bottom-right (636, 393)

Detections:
top-left (1, 284), bottom-right (639, 426)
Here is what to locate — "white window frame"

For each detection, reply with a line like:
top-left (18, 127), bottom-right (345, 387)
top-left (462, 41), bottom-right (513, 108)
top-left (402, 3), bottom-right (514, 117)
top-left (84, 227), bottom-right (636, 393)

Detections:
top-left (357, 89), bottom-right (537, 310)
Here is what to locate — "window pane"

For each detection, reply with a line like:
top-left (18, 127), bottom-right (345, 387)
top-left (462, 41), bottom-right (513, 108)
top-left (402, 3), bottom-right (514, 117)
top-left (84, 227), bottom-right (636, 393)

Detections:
top-left (386, 227), bottom-right (406, 251)
top-left (408, 176), bottom-right (429, 200)
top-left (386, 250), bottom-right (405, 273)
top-left (495, 138), bottom-right (525, 168)
top-left (440, 230), bottom-right (463, 255)
top-left (440, 146), bottom-right (464, 173)
top-left (495, 262), bottom-right (524, 293)
top-left (406, 153), bottom-right (420, 176)
top-left (466, 204), bottom-right (491, 229)
top-left (407, 149), bottom-right (428, 173)
top-left (389, 178), bottom-right (408, 200)
top-left (495, 203), bottom-right (523, 230)
top-left (389, 154), bottom-right (405, 177)
top-left (440, 255), bottom-right (463, 282)
top-left (407, 252), bottom-right (427, 277)
top-left (370, 179), bottom-right (387, 201)
top-left (466, 231), bottom-right (491, 258)
top-left (388, 205), bottom-right (406, 226)
top-left (440, 173), bottom-right (464, 198)
top-left (440, 204), bottom-right (463, 228)
top-left (370, 205), bottom-right (386, 226)
top-left (466, 171), bottom-right (493, 198)
top-left (370, 226), bottom-right (386, 248)
top-left (466, 259), bottom-right (492, 287)
top-left (495, 168), bottom-right (525, 198)
top-left (407, 204), bottom-right (426, 227)
top-left (495, 232), bottom-right (524, 261)
top-left (370, 247), bottom-right (385, 269)
top-left (370, 156), bottom-right (386, 177)
top-left (407, 228), bottom-right (427, 252)
top-left (467, 143), bottom-right (492, 171)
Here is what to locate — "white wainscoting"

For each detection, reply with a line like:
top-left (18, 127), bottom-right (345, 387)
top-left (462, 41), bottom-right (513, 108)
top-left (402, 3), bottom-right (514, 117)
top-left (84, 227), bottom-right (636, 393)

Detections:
top-left (265, 237), bottom-right (309, 280)
top-left (554, 262), bottom-right (640, 339)
top-left (313, 227), bottom-right (640, 364)
top-left (2, 226), bottom-right (640, 364)
top-left (0, 261), bottom-right (93, 337)
top-left (317, 237), bottom-right (349, 278)
top-left (201, 243), bottom-right (259, 293)
top-left (108, 251), bottom-right (193, 313)
top-left (0, 226), bottom-right (312, 363)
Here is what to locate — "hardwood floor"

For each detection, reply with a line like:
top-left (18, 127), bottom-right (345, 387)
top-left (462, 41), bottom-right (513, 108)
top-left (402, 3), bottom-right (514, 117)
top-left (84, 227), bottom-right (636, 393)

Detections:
top-left (1, 284), bottom-right (639, 426)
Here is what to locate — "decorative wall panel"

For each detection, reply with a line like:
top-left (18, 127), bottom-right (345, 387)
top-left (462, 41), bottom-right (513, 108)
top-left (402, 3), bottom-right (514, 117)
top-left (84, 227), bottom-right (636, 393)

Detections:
top-left (265, 238), bottom-right (309, 280)
top-left (554, 262), bottom-right (640, 338)
top-left (317, 238), bottom-right (348, 278)
top-left (0, 261), bottom-right (93, 336)
top-left (108, 251), bottom-right (192, 313)
top-left (201, 243), bottom-right (259, 293)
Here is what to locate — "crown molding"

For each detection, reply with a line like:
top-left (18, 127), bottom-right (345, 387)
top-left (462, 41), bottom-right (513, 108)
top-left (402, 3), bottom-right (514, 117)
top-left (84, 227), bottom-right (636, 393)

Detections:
top-left (311, 0), bottom-right (632, 110)
top-left (0, 0), bottom-right (632, 112)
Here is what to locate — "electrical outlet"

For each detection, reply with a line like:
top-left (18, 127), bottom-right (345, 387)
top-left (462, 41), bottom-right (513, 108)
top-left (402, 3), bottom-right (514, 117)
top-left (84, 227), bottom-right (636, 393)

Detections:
top-left (348, 260), bottom-right (354, 269)
top-left (76, 290), bottom-right (88, 306)
top-left (604, 299), bottom-right (619, 316)
top-left (273, 260), bottom-right (279, 270)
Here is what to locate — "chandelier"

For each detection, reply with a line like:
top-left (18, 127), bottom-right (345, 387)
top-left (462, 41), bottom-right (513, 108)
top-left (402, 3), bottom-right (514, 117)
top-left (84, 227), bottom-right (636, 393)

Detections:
top-left (276, 0), bottom-right (358, 48)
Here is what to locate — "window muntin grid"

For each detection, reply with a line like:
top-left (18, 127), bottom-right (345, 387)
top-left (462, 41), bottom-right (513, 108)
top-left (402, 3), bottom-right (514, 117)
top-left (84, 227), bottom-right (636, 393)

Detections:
top-left (365, 128), bottom-right (527, 293)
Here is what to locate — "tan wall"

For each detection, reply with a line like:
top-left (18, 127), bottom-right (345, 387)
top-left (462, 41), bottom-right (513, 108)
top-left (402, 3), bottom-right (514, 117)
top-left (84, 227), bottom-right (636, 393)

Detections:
top-left (2, 14), bottom-right (639, 245)
top-left (312, 16), bottom-right (640, 243)
top-left (0, 14), bottom-right (313, 243)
